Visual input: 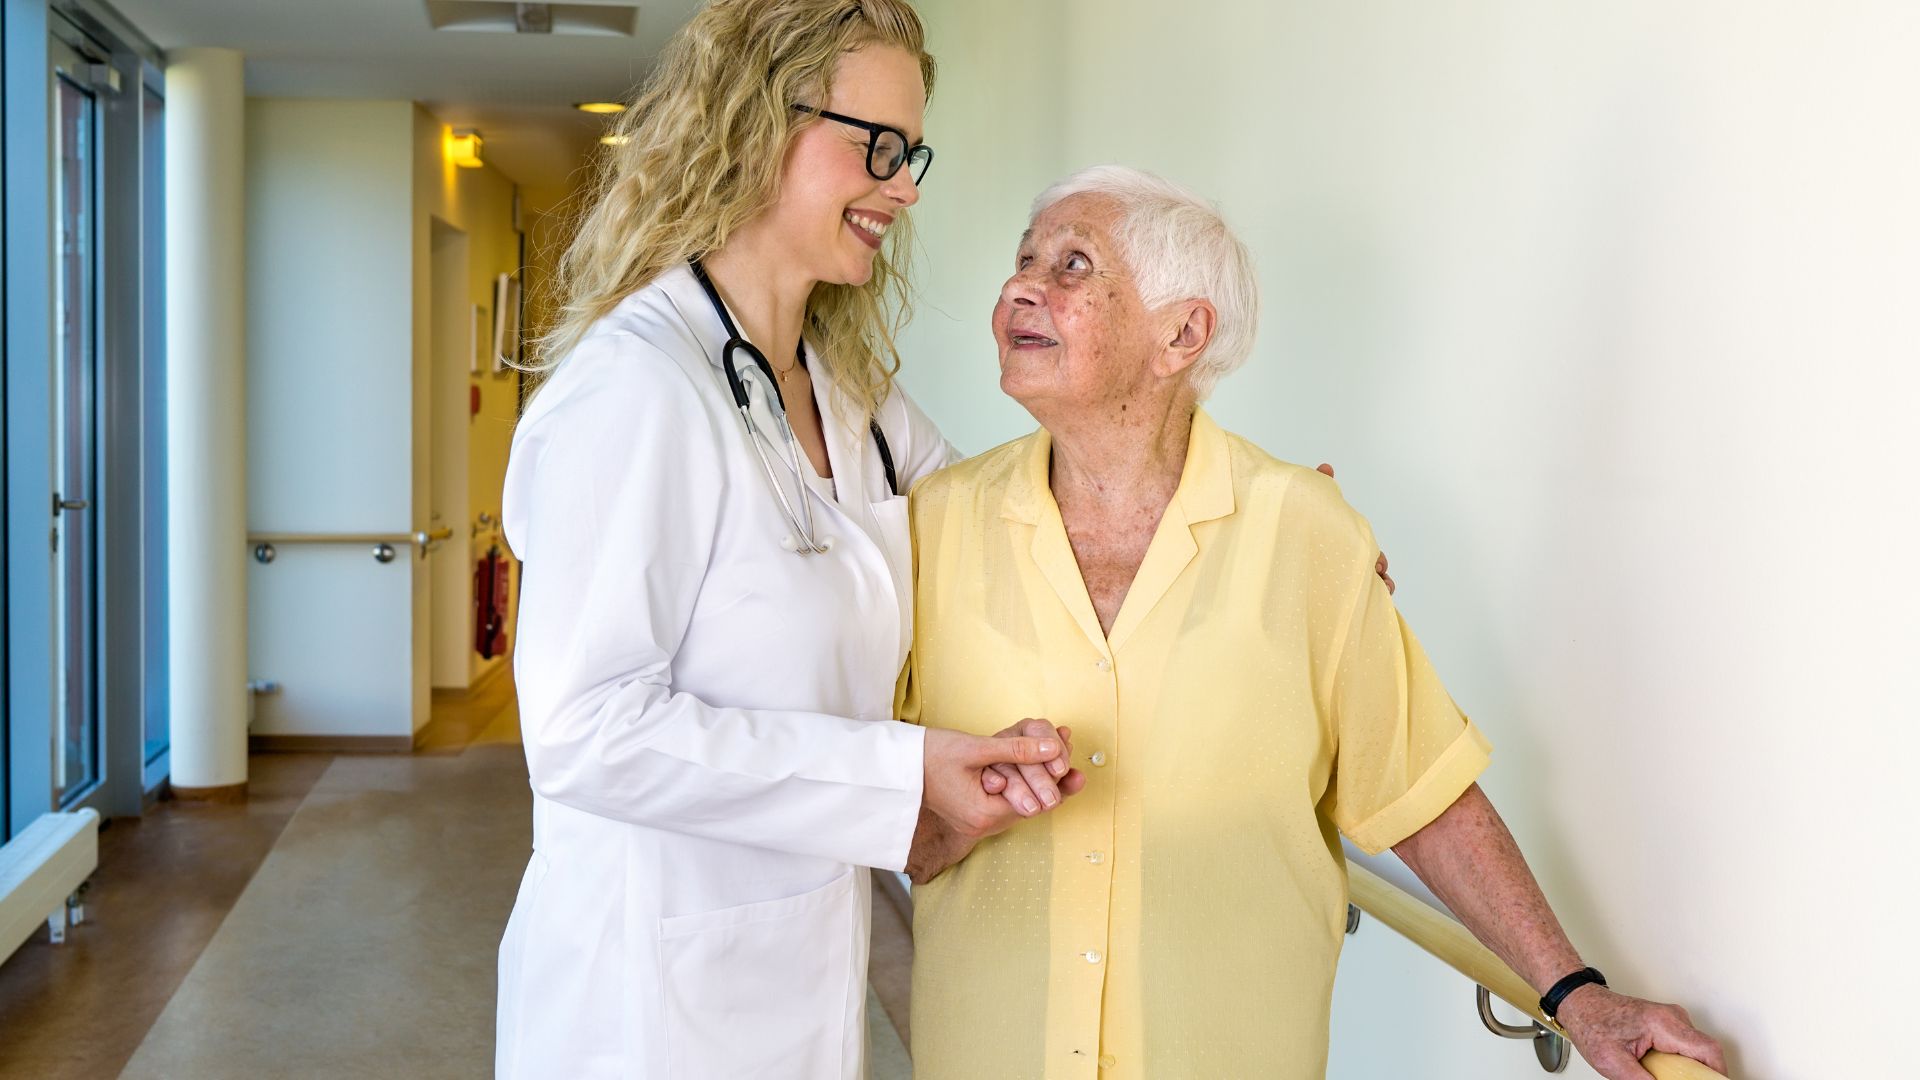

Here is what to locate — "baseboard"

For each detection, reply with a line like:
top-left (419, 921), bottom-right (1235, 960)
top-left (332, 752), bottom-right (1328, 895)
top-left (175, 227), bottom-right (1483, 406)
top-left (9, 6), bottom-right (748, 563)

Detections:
top-left (430, 652), bottom-right (513, 701)
top-left (168, 781), bottom-right (249, 804)
top-left (248, 734), bottom-right (415, 754)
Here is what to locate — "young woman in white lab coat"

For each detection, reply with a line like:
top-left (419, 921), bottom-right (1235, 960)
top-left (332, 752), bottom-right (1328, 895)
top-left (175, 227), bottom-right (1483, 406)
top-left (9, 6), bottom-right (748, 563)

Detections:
top-left (494, 2), bottom-right (1077, 1077)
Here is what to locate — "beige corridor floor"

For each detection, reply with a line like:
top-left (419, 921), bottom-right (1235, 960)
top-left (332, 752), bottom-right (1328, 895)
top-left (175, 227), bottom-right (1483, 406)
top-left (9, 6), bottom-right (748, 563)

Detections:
top-left (113, 698), bottom-right (914, 1078)
top-left (0, 679), bottom-right (916, 1079)
top-left (0, 680), bottom-right (913, 1078)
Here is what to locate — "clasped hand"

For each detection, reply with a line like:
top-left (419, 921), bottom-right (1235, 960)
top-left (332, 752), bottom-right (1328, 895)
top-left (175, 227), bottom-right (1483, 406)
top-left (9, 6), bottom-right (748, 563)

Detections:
top-left (910, 719), bottom-right (1082, 884)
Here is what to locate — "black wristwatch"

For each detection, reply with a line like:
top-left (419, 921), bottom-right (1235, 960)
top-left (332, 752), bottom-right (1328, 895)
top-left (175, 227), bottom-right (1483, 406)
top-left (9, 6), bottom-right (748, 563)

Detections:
top-left (1539, 966), bottom-right (1607, 1021)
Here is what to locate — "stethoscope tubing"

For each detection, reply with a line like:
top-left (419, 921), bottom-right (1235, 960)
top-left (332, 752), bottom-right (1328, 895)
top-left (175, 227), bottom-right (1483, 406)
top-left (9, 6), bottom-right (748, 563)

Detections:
top-left (691, 258), bottom-right (838, 555)
top-left (740, 400), bottom-right (833, 555)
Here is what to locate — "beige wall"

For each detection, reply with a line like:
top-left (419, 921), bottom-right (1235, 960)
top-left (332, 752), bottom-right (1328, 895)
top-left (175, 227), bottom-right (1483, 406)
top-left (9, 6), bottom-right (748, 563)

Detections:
top-left (905, 2), bottom-right (1920, 1076)
top-left (410, 106), bottom-right (526, 695)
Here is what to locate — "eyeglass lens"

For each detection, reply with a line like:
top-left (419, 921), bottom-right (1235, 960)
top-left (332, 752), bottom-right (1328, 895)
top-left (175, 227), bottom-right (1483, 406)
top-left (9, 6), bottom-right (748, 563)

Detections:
top-left (869, 129), bottom-right (932, 184)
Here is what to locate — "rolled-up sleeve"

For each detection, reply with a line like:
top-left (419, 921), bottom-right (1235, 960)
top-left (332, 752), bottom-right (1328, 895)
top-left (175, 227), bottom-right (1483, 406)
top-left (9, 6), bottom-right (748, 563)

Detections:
top-left (1326, 564), bottom-right (1492, 855)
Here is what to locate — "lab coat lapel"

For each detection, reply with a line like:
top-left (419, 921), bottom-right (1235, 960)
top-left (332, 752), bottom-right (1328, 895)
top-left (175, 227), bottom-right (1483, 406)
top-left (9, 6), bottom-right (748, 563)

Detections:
top-left (655, 265), bottom-right (853, 533)
top-left (653, 263), bottom-right (735, 381)
top-left (813, 352), bottom-right (913, 674)
top-left (810, 352), bottom-right (869, 509)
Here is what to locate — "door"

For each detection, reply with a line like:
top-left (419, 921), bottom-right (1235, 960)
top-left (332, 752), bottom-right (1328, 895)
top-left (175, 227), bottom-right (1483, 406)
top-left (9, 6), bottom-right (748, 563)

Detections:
top-left (49, 32), bottom-right (104, 808)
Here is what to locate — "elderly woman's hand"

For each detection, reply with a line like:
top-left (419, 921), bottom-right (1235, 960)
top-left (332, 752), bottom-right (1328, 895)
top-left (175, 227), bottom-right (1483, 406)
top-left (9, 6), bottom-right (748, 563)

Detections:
top-left (1556, 985), bottom-right (1728, 1080)
top-left (980, 718), bottom-right (1086, 817)
top-left (1316, 463), bottom-right (1395, 594)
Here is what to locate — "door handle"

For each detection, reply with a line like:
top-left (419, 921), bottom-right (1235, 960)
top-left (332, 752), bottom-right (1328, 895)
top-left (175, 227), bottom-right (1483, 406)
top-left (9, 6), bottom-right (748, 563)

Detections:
top-left (52, 493), bottom-right (90, 515)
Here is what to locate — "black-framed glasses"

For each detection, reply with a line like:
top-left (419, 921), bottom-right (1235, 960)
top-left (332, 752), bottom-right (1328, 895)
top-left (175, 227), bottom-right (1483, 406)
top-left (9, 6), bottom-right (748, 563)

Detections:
top-left (791, 104), bottom-right (934, 185)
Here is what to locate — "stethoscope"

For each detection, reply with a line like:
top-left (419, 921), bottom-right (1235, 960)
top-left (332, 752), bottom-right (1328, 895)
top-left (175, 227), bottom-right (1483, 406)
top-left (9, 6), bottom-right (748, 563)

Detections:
top-left (689, 258), bottom-right (897, 556)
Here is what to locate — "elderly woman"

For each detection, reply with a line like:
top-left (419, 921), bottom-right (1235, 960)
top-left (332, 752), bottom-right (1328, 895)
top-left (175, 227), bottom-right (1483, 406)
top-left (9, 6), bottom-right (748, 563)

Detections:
top-left (898, 167), bottom-right (1727, 1080)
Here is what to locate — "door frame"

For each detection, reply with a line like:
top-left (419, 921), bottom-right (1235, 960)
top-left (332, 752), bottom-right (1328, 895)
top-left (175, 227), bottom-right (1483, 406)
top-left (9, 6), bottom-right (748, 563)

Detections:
top-left (3, 3), bottom-right (164, 836)
top-left (4, 0), bottom-right (60, 840)
top-left (52, 8), bottom-right (165, 819)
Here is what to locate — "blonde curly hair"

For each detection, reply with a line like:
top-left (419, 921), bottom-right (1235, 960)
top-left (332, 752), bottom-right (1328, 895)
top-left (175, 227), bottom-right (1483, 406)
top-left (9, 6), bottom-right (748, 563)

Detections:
top-left (527, 0), bottom-right (936, 421)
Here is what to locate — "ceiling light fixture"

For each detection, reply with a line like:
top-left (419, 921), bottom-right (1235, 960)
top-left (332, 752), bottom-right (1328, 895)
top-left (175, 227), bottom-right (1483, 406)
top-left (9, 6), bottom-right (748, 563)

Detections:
top-left (514, 3), bottom-right (552, 33)
top-left (449, 128), bottom-right (485, 168)
top-left (574, 102), bottom-right (626, 114)
top-left (599, 134), bottom-right (630, 146)
top-left (425, 2), bottom-right (639, 37)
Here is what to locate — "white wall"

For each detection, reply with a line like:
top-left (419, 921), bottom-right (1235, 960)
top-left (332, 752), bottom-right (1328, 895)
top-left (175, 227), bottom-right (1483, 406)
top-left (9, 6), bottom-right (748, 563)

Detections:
top-left (245, 99), bottom-right (417, 739)
top-left (905, 2), bottom-right (1920, 1076)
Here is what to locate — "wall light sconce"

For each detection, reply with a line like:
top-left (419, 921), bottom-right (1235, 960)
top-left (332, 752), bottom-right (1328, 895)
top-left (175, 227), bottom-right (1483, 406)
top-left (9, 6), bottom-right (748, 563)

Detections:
top-left (449, 128), bottom-right (485, 168)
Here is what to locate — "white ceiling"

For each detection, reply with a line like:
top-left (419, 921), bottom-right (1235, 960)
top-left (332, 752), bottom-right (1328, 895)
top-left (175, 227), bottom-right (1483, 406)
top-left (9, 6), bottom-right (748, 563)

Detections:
top-left (111, 0), bottom-right (706, 200)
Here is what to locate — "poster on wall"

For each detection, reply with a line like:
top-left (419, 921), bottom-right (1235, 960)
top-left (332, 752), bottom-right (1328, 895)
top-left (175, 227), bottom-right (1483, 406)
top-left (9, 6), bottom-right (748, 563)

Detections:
top-left (492, 272), bottom-right (522, 374)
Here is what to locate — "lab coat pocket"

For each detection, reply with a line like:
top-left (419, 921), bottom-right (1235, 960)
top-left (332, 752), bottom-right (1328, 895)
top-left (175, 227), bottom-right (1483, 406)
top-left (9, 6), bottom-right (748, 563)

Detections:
top-left (868, 493), bottom-right (910, 565)
top-left (657, 868), bottom-right (859, 1079)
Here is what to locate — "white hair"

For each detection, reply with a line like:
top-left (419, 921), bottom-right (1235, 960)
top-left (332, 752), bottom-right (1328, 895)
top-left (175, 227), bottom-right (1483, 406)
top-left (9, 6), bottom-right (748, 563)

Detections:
top-left (1030, 165), bottom-right (1260, 398)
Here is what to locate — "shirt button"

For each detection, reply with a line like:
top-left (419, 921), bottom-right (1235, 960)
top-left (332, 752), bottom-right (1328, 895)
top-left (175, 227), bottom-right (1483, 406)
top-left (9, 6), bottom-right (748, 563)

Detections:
top-left (1094, 657), bottom-right (1111, 671)
top-left (1089, 751), bottom-right (1107, 767)
top-left (1086, 850), bottom-right (1106, 864)
top-left (1099, 1055), bottom-right (1118, 1069)
top-left (1083, 949), bottom-right (1103, 964)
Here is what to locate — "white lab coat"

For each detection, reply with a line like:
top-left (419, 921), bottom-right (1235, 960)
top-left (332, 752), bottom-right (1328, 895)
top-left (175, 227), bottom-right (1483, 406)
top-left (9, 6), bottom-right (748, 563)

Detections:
top-left (496, 265), bottom-right (955, 1079)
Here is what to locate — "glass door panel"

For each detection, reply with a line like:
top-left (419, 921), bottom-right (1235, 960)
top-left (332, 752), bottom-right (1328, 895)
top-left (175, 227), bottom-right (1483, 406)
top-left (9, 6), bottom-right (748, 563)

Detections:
top-left (50, 36), bottom-right (102, 808)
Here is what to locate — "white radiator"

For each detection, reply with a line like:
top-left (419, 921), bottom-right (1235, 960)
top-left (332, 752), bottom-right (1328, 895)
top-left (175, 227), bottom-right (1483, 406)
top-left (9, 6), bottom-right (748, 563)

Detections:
top-left (0, 809), bottom-right (101, 963)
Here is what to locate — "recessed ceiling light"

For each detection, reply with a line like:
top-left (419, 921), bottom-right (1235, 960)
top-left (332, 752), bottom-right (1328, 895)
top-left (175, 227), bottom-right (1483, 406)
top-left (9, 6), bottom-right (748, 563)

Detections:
top-left (425, 1), bottom-right (639, 37)
top-left (575, 102), bottom-right (626, 115)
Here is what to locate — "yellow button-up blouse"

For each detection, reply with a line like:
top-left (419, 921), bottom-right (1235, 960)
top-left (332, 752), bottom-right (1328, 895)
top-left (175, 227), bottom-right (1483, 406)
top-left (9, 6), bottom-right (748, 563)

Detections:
top-left (899, 411), bottom-right (1491, 1079)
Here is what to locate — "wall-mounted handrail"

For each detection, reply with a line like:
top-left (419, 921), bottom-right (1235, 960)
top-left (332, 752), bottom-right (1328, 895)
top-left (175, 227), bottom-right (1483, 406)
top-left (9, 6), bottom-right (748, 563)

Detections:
top-left (1346, 862), bottom-right (1728, 1080)
top-left (246, 528), bottom-right (453, 547)
top-left (246, 528), bottom-right (455, 564)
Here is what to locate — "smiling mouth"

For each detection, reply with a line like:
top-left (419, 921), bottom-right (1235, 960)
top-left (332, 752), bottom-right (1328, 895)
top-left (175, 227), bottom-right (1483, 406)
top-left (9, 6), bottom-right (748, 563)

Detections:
top-left (1009, 333), bottom-right (1059, 348)
top-left (844, 210), bottom-right (889, 249)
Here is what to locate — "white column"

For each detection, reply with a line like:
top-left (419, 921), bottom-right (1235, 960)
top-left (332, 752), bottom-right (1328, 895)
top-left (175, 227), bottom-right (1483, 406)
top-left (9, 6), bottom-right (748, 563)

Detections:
top-left (164, 48), bottom-right (249, 794)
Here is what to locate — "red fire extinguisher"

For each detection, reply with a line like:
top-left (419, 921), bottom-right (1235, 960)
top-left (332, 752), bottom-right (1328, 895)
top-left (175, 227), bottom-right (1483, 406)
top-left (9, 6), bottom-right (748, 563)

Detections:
top-left (475, 543), bottom-right (511, 659)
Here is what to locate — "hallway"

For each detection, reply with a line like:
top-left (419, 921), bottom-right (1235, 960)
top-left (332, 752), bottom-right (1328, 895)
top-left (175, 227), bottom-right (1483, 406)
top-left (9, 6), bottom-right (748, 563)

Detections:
top-left (1, 2), bottom-right (1912, 1077)
top-left (0, 682), bottom-right (915, 1079)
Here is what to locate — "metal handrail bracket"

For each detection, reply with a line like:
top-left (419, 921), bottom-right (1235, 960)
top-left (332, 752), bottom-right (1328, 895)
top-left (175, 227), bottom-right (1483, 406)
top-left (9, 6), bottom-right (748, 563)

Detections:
top-left (247, 528), bottom-right (456, 564)
top-left (1345, 862), bottom-right (1729, 1080)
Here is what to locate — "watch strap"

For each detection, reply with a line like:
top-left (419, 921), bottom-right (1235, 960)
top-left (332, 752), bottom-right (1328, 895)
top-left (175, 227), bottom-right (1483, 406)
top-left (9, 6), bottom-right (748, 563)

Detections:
top-left (1539, 966), bottom-right (1607, 1021)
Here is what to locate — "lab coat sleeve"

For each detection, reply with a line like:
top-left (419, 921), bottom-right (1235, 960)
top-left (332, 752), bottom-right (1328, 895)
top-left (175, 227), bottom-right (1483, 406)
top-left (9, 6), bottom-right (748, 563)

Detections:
top-left (505, 333), bottom-right (927, 871)
top-left (886, 383), bottom-right (964, 490)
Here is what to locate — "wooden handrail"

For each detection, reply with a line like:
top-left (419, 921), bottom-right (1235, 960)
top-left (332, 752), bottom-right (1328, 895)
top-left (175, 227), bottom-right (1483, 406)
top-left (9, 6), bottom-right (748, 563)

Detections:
top-left (1347, 862), bottom-right (1728, 1080)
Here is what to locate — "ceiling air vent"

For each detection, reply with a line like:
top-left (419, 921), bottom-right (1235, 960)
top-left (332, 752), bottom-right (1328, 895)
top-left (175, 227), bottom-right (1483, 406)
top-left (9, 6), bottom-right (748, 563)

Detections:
top-left (424, 1), bottom-right (639, 37)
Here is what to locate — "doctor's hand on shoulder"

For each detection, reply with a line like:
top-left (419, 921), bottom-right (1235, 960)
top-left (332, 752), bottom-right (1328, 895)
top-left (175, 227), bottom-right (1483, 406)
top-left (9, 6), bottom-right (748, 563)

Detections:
top-left (906, 724), bottom-right (1083, 885)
